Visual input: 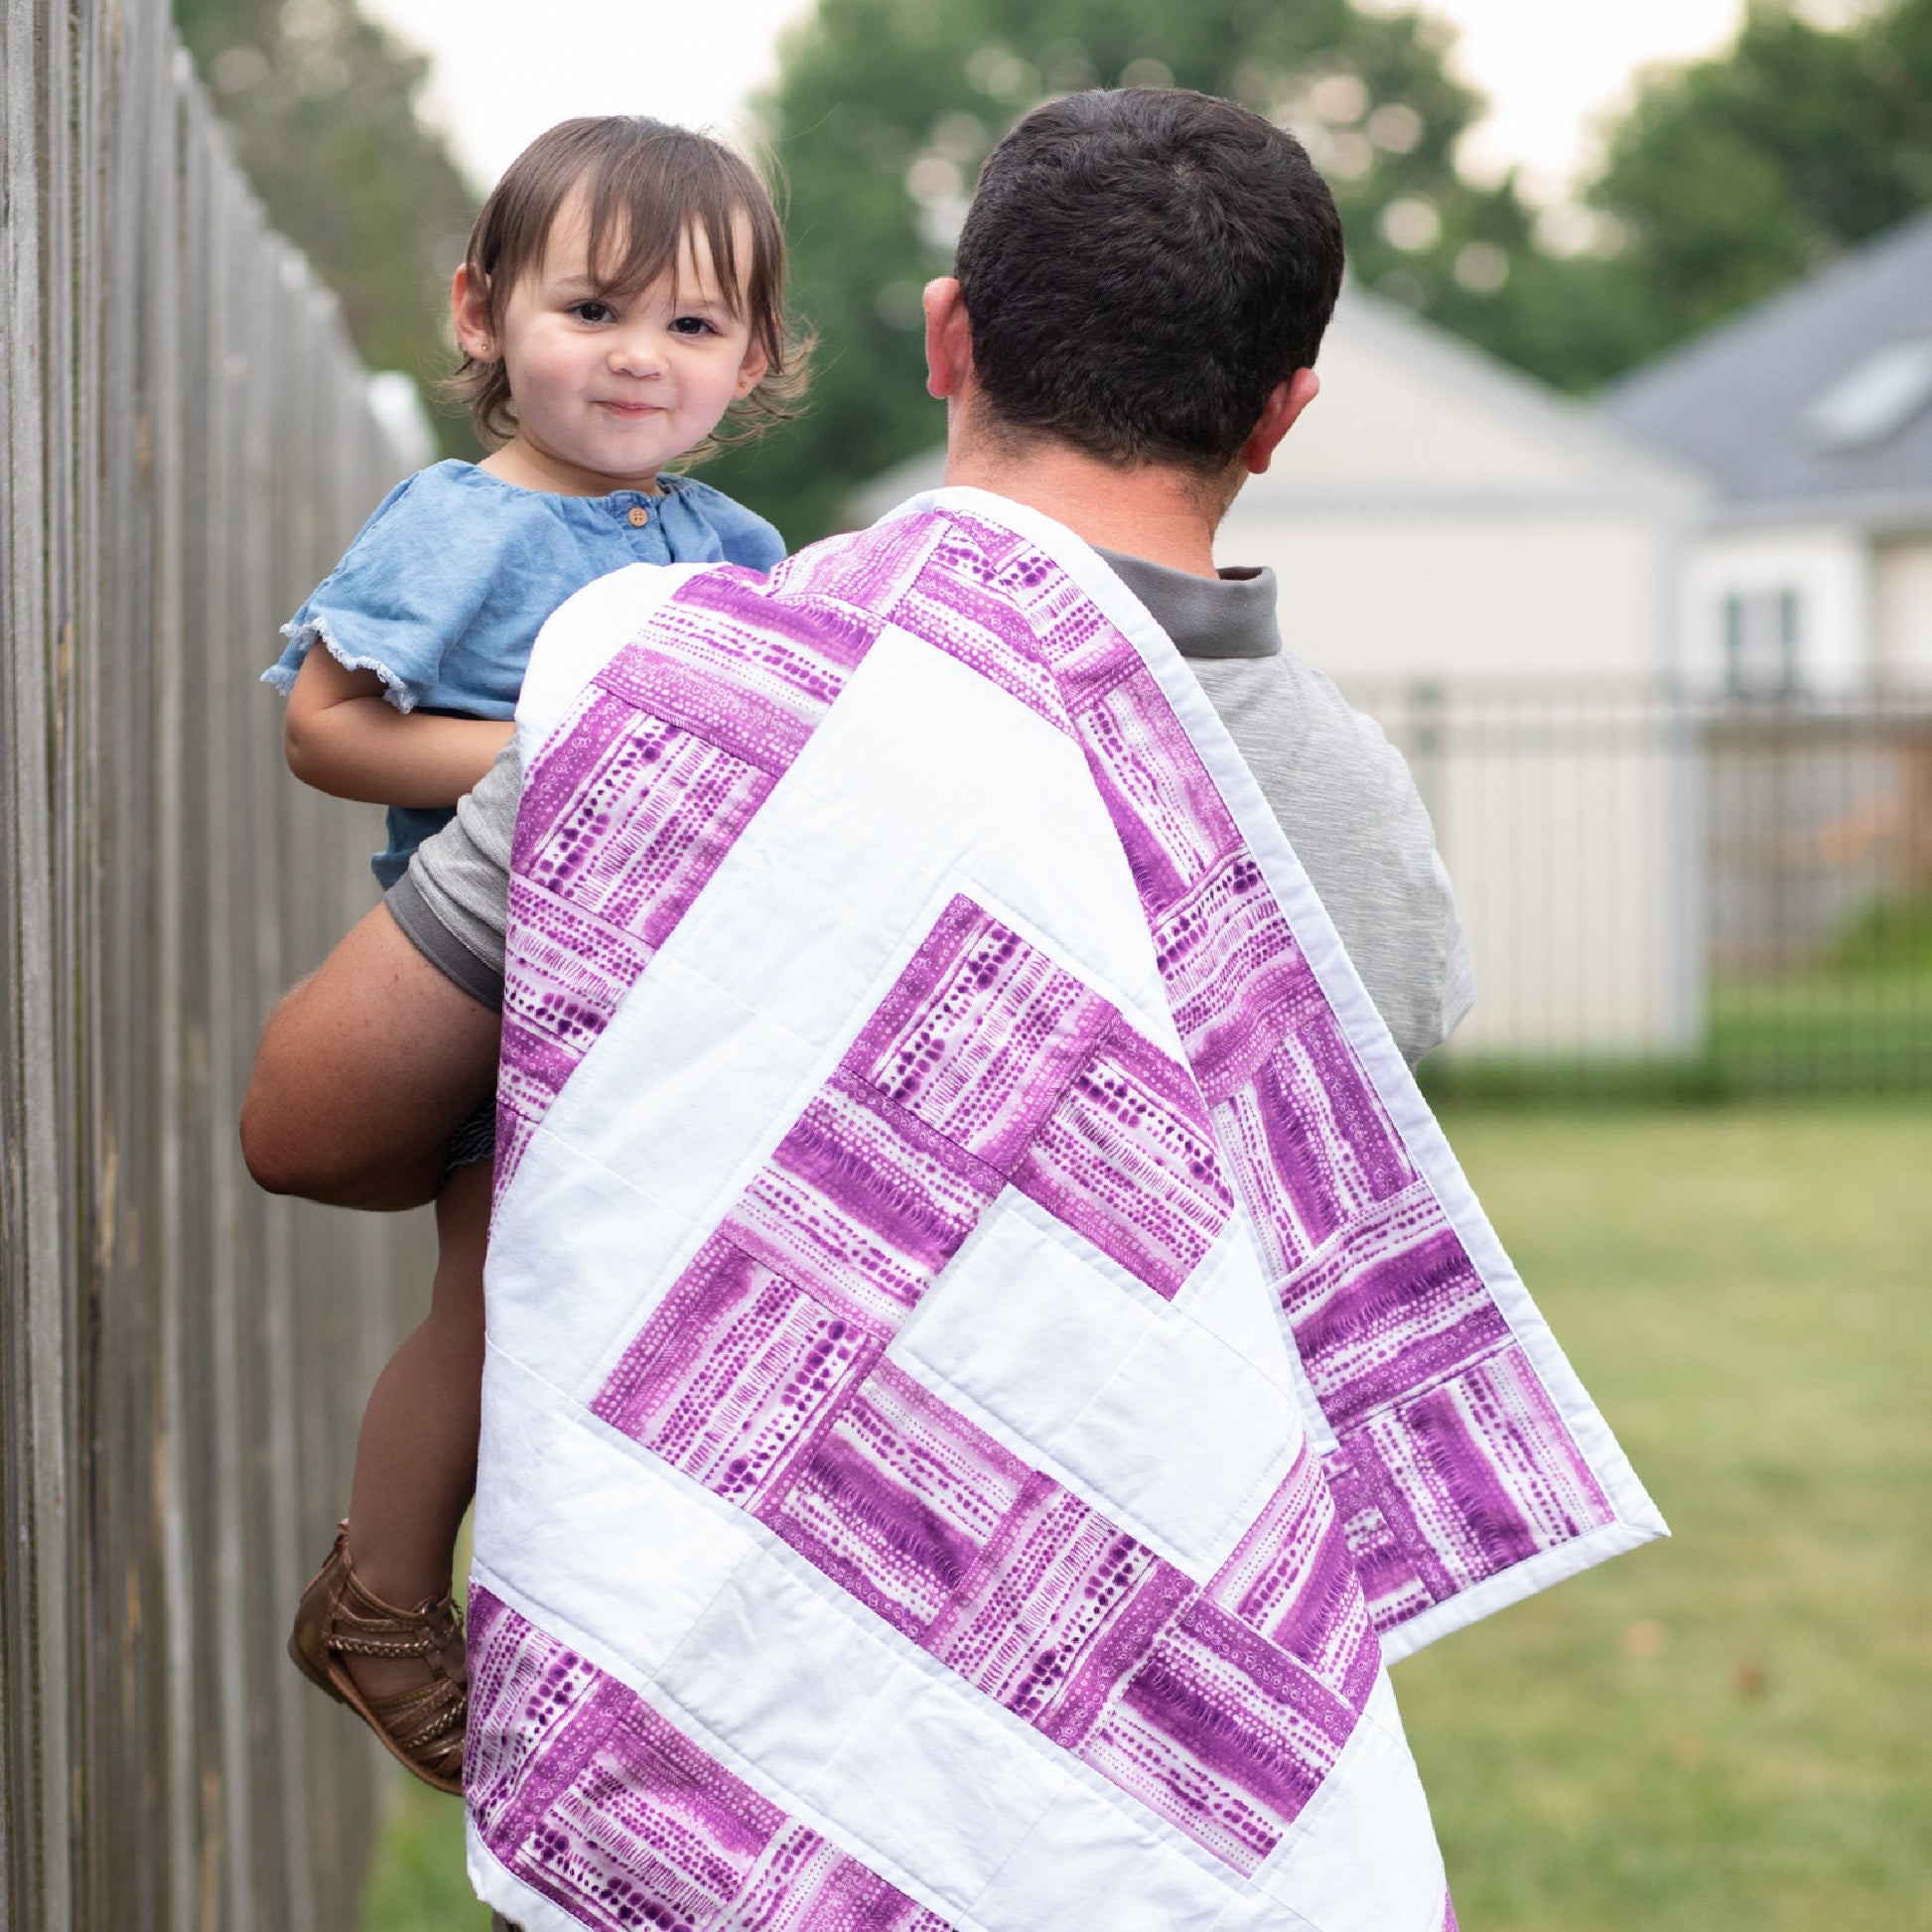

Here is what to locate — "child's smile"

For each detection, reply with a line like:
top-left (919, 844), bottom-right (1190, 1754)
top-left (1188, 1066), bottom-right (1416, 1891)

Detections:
top-left (455, 190), bottom-right (767, 498)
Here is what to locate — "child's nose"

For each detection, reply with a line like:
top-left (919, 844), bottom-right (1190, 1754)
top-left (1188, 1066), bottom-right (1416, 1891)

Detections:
top-left (607, 332), bottom-right (664, 378)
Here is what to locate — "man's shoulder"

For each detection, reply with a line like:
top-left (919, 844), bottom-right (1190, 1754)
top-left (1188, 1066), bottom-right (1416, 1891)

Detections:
top-left (1188, 638), bottom-right (1385, 766)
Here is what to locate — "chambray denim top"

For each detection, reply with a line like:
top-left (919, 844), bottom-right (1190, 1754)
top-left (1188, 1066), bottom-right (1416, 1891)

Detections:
top-left (264, 459), bottom-right (785, 886)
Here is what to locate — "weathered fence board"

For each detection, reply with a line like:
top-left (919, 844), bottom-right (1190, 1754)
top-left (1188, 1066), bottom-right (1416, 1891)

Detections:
top-left (3, 3), bottom-right (435, 1924)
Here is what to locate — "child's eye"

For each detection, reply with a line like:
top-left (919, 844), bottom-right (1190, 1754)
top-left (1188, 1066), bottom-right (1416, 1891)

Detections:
top-left (670, 315), bottom-right (718, 337)
top-left (571, 300), bottom-right (615, 324)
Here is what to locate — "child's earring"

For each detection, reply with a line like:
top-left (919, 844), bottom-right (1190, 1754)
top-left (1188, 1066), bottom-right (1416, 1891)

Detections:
top-left (451, 264), bottom-right (496, 362)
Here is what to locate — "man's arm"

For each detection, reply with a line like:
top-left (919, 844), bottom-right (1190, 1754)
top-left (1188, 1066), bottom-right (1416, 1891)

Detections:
top-left (240, 899), bottom-right (500, 1209)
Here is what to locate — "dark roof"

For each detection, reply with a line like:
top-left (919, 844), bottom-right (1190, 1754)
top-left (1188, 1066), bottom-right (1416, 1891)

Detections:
top-left (1603, 207), bottom-right (1932, 523)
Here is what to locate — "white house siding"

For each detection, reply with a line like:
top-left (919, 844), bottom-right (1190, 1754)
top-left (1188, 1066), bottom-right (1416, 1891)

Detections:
top-left (1427, 686), bottom-right (1700, 1055)
top-left (1680, 524), bottom-right (1875, 695)
top-left (1214, 509), bottom-right (1699, 1057)
top-left (1873, 536), bottom-right (1932, 687)
top-left (1251, 318), bottom-right (1612, 496)
top-left (1216, 507), bottom-right (1671, 681)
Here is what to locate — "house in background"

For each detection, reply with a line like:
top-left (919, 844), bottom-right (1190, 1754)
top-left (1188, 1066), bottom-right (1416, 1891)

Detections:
top-left (1607, 215), bottom-right (1932, 971)
top-left (1213, 293), bottom-right (1714, 1059)
top-left (1210, 289), bottom-right (1709, 685)
top-left (1606, 207), bottom-right (1932, 699)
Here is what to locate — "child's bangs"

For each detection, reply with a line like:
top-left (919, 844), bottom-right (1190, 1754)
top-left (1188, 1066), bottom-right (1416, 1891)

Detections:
top-left (580, 149), bottom-right (751, 316)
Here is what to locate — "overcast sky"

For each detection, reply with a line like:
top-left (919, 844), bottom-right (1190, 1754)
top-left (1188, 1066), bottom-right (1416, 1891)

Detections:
top-left (362, 0), bottom-right (1747, 205)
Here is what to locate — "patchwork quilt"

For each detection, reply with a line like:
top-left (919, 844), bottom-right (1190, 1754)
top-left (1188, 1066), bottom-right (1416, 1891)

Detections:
top-left (466, 486), bottom-right (1665, 1932)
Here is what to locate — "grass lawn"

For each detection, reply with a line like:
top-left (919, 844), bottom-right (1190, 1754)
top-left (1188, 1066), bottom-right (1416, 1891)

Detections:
top-left (1402, 1105), bottom-right (1932, 1931)
top-left (360, 1776), bottom-right (482, 1931)
top-left (1421, 970), bottom-right (1932, 1102)
top-left (362, 1105), bottom-right (1932, 1932)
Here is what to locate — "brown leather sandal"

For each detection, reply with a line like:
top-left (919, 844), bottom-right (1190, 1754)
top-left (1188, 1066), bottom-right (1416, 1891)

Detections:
top-left (288, 1521), bottom-right (468, 1794)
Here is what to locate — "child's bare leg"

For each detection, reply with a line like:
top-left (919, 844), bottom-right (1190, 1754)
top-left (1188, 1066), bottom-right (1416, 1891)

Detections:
top-left (343, 1158), bottom-right (489, 1700)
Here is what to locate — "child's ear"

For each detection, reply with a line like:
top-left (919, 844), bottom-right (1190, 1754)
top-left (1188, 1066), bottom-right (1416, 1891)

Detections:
top-left (733, 339), bottom-right (770, 399)
top-left (451, 265), bottom-right (496, 361)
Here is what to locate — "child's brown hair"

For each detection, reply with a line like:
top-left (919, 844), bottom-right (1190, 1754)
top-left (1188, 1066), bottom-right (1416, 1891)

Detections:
top-left (448, 116), bottom-right (808, 459)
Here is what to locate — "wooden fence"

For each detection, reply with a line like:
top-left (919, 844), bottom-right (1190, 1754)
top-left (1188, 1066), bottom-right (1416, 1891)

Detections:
top-left (3, 2), bottom-right (436, 1925)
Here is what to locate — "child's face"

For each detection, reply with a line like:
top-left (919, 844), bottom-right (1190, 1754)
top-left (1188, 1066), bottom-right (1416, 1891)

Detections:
top-left (458, 191), bottom-right (767, 494)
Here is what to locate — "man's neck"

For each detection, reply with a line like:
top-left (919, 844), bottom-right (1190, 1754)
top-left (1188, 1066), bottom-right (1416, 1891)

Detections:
top-left (941, 431), bottom-right (1226, 580)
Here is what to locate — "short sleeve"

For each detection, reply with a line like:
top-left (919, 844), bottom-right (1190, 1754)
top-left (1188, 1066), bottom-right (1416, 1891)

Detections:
top-left (386, 736), bottom-right (522, 1007)
top-left (263, 464), bottom-right (504, 713)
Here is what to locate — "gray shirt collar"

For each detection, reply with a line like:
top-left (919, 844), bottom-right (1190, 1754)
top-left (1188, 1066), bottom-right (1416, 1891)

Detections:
top-left (1095, 547), bottom-right (1282, 660)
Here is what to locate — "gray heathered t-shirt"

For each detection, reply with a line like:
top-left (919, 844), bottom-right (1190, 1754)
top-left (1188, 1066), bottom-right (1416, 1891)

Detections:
top-left (388, 551), bottom-right (1473, 1066)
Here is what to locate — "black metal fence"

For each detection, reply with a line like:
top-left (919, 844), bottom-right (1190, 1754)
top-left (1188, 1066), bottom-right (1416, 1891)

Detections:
top-left (1347, 680), bottom-right (1932, 1098)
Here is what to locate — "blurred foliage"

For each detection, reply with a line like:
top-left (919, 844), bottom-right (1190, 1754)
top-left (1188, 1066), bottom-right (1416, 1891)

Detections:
top-left (168, 0), bottom-right (1932, 534)
top-left (360, 1778), bottom-right (484, 1930)
top-left (174, 0), bottom-right (480, 455)
top-left (710, 0), bottom-right (1932, 544)
top-left (703, 0), bottom-right (1554, 543)
top-left (1559, 0), bottom-right (1932, 389)
top-left (1825, 893), bottom-right (1932, 973)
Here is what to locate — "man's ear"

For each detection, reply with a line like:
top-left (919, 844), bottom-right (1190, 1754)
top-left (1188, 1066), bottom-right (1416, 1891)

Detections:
top-left (1241, 367), bottom-right (1320, 476)
top-left (923, 277), bottom-right (974, 400)
top-left (451, 264), bottom-right (496, 362)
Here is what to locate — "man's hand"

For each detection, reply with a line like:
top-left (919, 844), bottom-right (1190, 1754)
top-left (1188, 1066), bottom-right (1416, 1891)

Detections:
top-left (241, 902), bottom-right (500, 1209)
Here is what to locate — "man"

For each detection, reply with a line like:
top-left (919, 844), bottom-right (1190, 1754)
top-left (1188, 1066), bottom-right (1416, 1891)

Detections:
top-left (247, 89), bottom-right (1657, 1932)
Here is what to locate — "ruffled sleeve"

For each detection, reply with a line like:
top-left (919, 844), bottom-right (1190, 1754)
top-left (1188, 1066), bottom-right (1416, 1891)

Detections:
top-left (263, 464), bottom-right (507, 713)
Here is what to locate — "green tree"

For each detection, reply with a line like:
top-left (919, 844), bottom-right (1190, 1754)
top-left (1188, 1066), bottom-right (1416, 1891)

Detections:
top-left (174, 0), bottom-right (480, 452)
top-left (1499, 0), bottom-right (1932, 393)
top-left (705, 0), bottom-right (1546, 543)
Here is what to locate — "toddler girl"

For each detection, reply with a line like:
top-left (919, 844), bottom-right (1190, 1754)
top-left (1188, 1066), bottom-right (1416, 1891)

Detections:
top-left (264, 115), bottom-right (804, 1791)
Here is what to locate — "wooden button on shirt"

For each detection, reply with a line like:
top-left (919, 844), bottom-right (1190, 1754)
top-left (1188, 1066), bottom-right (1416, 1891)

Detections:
top-left (626, 505), bottom-right (648, 527)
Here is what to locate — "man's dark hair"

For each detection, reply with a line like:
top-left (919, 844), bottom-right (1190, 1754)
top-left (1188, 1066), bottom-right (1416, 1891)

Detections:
top-left (953, 89), bottom-right (1344, 474)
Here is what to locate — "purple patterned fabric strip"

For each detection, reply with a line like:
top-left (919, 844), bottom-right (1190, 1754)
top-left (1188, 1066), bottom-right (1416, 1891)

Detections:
top-left (498, 498), bottom-right (1615, 1644)
top-left (467, 1588), bottom-right (953, 1932)
top-left (491, 542), bottom-right (928, 1204)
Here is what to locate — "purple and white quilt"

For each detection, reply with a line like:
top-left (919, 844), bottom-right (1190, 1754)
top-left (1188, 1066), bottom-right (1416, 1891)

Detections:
top-left (466, 486), bottom-right (1664, 1932)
